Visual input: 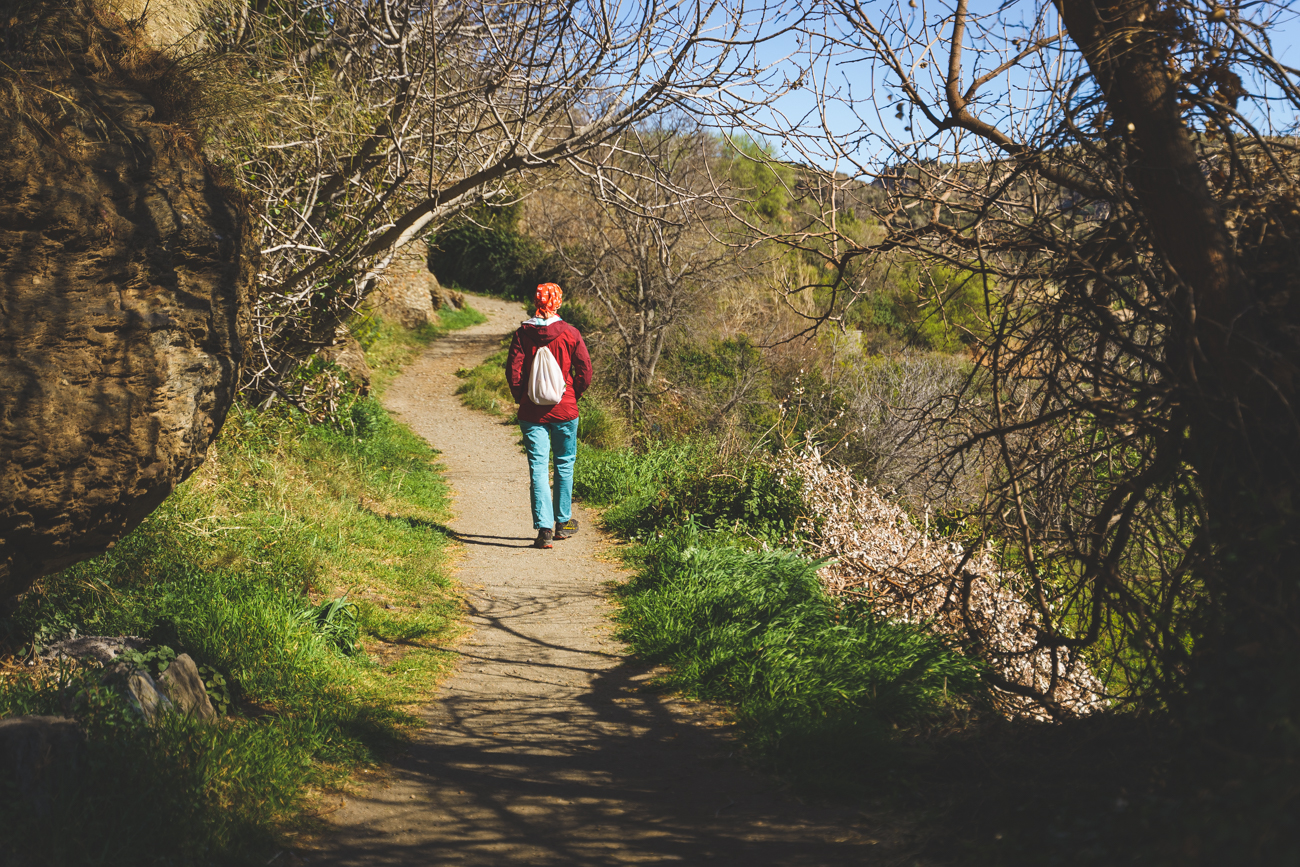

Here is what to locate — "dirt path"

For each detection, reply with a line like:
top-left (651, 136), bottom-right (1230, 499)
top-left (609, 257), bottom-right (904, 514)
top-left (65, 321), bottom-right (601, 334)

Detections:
top-left (312, 295), bottom-right (902, 866)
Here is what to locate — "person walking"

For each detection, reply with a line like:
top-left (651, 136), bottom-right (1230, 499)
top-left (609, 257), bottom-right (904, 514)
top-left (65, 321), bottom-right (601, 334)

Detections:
top-left (506, 283), bottom-right (593, 549)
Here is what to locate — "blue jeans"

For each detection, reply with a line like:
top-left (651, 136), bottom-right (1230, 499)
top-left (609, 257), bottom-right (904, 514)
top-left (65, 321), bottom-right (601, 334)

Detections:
top-left (519, 418), bottom-right (579, 530)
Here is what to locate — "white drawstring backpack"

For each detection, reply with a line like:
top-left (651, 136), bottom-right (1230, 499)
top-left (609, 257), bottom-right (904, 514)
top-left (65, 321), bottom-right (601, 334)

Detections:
top-left (527, 344), bottom-right (566, 405)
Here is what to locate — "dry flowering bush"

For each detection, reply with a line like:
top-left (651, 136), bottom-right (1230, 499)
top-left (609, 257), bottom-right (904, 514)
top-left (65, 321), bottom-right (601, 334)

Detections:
top-left (779, 448), bottom-right (1107, 720)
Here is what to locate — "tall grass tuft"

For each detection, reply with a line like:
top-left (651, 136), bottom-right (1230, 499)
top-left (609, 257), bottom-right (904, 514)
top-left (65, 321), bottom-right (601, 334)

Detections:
top-left (577, 441), bottom-right (985, 791)
top-left (617, 528), bottom-right (981, 788)
top-left (455, 346), bottom-right (513, 417)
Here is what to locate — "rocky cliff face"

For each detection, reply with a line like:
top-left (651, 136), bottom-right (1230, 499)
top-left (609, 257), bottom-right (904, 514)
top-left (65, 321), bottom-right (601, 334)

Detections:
top-left (0, 6), bottom-right (255, 598)
top-left (369, 240), bottom-right (444, 329)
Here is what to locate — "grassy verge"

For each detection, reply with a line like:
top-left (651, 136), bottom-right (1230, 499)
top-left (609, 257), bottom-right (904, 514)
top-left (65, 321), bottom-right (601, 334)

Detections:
top-left (573, 441), bottom-right (983, 792)
top-left (0, 310), bottom-right (480, 866)
top-left (364, 304), bottom-right (487, 393)
top-left (579, 441), bottom-right (1300, 862)
top-left (454, 344), bottom-right (513, 418)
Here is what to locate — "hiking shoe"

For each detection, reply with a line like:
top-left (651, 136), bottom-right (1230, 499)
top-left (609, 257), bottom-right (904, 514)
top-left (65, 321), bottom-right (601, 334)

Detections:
top-left (533, 528), bottom-right (554, 549)
top-left (559, 518), bottom-right (580, 534)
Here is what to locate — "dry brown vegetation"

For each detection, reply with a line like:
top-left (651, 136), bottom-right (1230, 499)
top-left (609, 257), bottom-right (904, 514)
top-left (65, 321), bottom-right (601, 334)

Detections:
top-left (784, 448), bottom-right (1107, 720)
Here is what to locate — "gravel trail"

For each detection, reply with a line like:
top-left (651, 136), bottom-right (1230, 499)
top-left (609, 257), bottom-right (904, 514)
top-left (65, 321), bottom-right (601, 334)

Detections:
top-left (312, 295), bottom-right (900, 866)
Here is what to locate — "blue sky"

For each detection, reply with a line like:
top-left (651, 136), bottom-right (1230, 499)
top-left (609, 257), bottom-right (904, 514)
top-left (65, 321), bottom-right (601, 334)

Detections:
top-left (733, 0), bottom-right (1300, 171)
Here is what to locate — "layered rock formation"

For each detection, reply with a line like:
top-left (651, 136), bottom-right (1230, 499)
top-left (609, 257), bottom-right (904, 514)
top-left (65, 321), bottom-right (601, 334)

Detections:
top-left (0, 5), bottom-right (255, 598)
top-left (369, 239), bottom-right (462, 328)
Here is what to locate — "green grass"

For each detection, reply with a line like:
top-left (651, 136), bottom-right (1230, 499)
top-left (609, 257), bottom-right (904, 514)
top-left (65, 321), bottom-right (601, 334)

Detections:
top-left (363, 303), bottom-right (488, 393)
top-left (574, 440), bottom-right (983, 791)
top-left (574, 389), bottom-right (630, 449)
top-left (454, 344), bottom-right (513, 417)
top-left (617, 528), bottom-right (981, 786)
top-left (0, 316), bottom-right (477, 866)
top-left (575, 439), bottom-right (805, 543)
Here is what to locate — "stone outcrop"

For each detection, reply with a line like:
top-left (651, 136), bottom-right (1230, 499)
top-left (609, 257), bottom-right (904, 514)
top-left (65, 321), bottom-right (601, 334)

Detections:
top-left (39, 635), bottom-right (148, 665)
top-left (0, 5), bottom-right (256, 599)
top-left (432, 280), bottom-right (466, 313)
top-left (369, 239), bottom-right (464, 328)
top-left (126, 670), bottom-right (174, 723)
top-left (370, 240), bottom-right (440, 328)
top-left (157, 653), bottom-right (217, 720)
top-left (35, 637), bottom-right (220, 721)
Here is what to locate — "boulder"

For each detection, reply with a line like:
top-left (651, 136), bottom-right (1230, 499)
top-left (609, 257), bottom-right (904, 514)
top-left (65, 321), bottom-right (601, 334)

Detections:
top-left (126, 670), bottom-right (174, 724)
top-left (0, 7), bottom-right (255, 599)
top-left (0, 715), bottom-right (83, 816)
top-left (38, 635), bottom-right (148, 666)
top-left (157, 653), bottom-right (216, 720)
top-left (370, 240), bottom-right (439, 328)
top-left (430, 274), bottom-right (466, 312)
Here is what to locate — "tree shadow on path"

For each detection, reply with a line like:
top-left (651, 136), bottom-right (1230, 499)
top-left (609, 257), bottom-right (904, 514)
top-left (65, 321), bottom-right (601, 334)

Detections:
top-left (316, 595), bottom-right (919, 866)
top-left (366, 511), bottom-right (534, 550)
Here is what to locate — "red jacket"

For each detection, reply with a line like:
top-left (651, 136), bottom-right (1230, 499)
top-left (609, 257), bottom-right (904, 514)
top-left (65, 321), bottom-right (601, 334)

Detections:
top-left (505, 318), bottom-right (593, 424)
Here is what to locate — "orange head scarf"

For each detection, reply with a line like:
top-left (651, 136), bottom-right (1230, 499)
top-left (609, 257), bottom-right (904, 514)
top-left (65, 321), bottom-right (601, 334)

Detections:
top-left (535, 282), bottom-right (563, 319)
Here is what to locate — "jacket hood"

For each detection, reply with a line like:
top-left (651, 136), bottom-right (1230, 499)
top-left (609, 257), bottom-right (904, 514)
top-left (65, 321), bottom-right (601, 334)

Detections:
top-left (521, 319), bottom-right (568, 345)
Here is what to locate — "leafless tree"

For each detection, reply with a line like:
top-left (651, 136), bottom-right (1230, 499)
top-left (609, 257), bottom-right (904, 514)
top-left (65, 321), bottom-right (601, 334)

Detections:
top-left (533, 123), bottom-right (746, 416)
top-left (736, 0), bottom-right (1300, 719)
top-left (200, 0), bottom-right (795, 401)
top-left (836, 348), bottom-right (969, 499)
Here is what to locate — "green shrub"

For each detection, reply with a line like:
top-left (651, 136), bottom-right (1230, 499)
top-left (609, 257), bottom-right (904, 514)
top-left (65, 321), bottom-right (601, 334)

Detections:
top-left (727, 135), bottom-right (796, 222)
top-left (557, 298), bottom-right (604, 334)
top-left (578, 436), bottom-right (985, 791)
top-left (300, 595), bottom-right (361, 655)
top-left (616, 528), bottom-right (982, 787)
top-left (574, 439), bottom-right (806, 543)
top-left (576, 391), bottom-right (629, 449)
top-left (658, 336), bottom-right (778, 437)
top-left (847, 262), bottom-right (995, 354)
top-left (428, 201), bottom-right (555, 299)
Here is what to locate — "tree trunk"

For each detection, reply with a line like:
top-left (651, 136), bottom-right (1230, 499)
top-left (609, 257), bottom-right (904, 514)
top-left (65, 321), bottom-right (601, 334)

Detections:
top-left (1057, 0), bottom-right (1300, 727)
